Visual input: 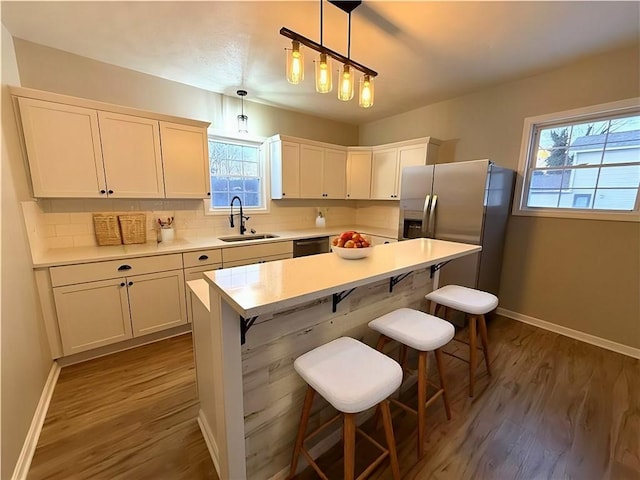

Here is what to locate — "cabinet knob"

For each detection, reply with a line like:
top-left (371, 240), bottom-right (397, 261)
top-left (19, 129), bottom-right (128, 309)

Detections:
top-left (128, 281), bottom-right (133, 286)
top-left (198, 255), bottom-right (209, 261)
top-left (108, 189), bottom-right (114, 194)
top-left (120, 282), bottom-right (125, 287)
top-left (282, 192), bottom-right (286, 196)
top-left (207, 192), bottom-right (211, 196)
top-left (100, 190), bottom-right (106, 194)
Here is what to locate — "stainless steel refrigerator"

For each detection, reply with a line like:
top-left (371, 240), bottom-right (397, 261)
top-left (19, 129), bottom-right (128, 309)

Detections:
top-left (398, 159), bottom-right (514, 296)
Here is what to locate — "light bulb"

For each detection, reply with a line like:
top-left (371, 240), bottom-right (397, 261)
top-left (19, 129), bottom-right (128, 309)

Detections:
top-left (359, 75), bottom-right (374, 108)
top-left (338, 64), bottom-right (354, 101)
top-left (315, 53), bottom-right (333, 93)
top-left (286, 41), bottom-right (304, 84)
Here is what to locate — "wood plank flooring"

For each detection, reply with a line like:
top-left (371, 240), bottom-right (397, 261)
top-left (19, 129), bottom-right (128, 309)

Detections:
top-left (28, 317), bottom-right (639, 480)
top-left (27, 334), bottom-right (218, 480)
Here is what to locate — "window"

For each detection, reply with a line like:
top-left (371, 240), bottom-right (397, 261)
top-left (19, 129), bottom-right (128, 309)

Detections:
top-left (514, 98), bottom-right (640, 221)
top-left (207, 136), bottom-right (267, 213)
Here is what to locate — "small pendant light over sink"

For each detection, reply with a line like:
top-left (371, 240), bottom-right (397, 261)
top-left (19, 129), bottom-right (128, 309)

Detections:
top-left (237, 89), bottom-right (248, 133)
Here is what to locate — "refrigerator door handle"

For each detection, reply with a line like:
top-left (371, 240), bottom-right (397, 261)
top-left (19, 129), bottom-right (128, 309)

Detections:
top-left (421, 194), bottom-right (431, 236)
top-left (428, 194), bottom-right (438, 237)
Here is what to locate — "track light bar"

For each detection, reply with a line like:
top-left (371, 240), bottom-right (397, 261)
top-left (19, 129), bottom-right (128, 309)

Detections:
top-left (280, 27), bottom-right (378, 78)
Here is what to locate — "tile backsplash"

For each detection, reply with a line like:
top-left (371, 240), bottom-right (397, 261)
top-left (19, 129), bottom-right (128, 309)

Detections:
top-left (22, 198), bottom-right (399, 256)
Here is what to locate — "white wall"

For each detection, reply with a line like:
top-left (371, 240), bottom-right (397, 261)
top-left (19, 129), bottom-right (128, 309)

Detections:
top-left (1, 25), bottom-right (53, 479)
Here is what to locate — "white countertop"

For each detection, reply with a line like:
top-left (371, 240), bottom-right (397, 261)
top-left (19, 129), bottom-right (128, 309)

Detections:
top-left (204, 238), bottom-right (481, 318)
top-left (31, 225), bottom-right (398, 268)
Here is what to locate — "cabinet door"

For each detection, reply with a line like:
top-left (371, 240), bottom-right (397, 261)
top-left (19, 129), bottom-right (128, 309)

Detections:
top-left (346, 150), bottom-right (372, 199)
top-left (371, 148), bottom-right (398, 199)
top-left (18, 97), bottom-right (106, 198)
top-left (127, 270), bottom-right (187, 336)
top-left (323, 149), bottom-right (347, 199)
top-left (299, 144), bottom-right (324, 198)
top-left (98, 112), bottom-right (164, 198)
top-left (397, 144), bottom-right (428, 196)
top-left (276, 141), bottom-right (300, 198)
top-left (160, 122), bottom-right (210, 198)
top-left (54, 278), bottom-right (132, 355)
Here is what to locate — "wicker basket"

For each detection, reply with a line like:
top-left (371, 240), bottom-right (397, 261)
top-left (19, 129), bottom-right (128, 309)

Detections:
top-left (93, 214), bottom-right (122, 246)
top-left (118, 214), bottom-right (147, 245)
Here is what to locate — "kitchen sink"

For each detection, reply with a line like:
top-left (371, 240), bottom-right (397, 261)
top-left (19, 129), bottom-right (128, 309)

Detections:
top-left (219, 234), bottom-right (279, 242)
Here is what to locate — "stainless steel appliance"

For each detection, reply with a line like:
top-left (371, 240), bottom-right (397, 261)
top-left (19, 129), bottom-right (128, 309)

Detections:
top-left (293, 236), bottom-right (330, 257)
top-left (398, 159), bottom-right (514, 295)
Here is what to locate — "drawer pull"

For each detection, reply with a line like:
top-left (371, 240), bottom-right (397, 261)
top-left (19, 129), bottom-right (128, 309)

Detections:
top-left (198, 255), bottom-right (209, 261)
top-left (117, 265), bottom-right (132, 271)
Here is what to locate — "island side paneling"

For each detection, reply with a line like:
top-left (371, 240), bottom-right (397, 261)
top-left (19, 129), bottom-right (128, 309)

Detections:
top-left (241, 268), bottom-right (433, 479)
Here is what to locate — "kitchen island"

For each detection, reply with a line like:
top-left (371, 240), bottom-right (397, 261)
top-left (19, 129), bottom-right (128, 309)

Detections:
top-left (190, 238), bottom-right (481, 480)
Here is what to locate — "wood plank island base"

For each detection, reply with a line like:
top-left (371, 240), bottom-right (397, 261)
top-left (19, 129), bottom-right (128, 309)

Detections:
top-left (188, 238), bottom-right (481, 480)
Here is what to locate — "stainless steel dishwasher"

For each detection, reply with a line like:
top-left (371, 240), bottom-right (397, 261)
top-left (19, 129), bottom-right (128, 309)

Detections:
top-left (293, 236), bottom-right (330, 257)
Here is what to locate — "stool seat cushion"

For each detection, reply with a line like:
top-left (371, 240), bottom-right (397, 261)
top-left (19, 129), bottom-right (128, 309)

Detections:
top-left (294, 337), bottom-right (402, 414)
top-left (369, 308), bottom-right (454, 351)
top-left (425, 285), bottom-right (498, 315)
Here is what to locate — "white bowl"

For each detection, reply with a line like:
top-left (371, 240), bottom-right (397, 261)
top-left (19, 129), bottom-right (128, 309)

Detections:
top-left (331, 245), bottom-right (374, 260)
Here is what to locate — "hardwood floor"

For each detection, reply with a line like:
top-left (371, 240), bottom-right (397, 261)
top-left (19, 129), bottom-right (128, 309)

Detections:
top-left (28, 317), bottom-right (639, 480)
top-left (27, 334), bottom-right (217, 480)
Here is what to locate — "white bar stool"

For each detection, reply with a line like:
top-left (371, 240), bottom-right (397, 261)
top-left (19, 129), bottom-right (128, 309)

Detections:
top-left (288, 337), bottom-right (402, 480)
top-left (425, 285), bottom-right (498, 397)
top-left (368, 308), bottom-right (454, 459)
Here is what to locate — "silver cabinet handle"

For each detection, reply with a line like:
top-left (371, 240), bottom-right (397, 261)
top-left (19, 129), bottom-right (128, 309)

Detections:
top-left (428, 194), bottom-right (438, 237)
top-left (421, 194), bottom-right (431, 237)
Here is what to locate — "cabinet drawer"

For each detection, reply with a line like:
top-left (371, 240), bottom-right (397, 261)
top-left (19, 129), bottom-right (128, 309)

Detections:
top-left (183, 248), bottom-right (223, 268)
top-left (222, 241), bottom-right (293, 264)
top-left (223, 253), bottom-right (293, 268)
top-left (185, 264), bottom-right (223, 282)
top-left (50, 254), bottom-right (183, 286)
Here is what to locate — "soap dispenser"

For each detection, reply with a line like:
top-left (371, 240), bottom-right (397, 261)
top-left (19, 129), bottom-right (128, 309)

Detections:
top-left (315, 210), bottom-right (326, 228)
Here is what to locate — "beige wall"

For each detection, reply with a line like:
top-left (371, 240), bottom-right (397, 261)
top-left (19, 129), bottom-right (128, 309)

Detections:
top-left (1, 26), bottom-right (53, 479)
top-left (12, 38), bottom-right (358, 146)
top-left (360, 46), bottom-right (640, 349)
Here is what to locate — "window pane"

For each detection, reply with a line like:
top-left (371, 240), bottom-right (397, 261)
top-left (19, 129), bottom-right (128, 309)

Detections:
top-left (211, 177), bottom-right (228, 191)
top-left (527, 190), bottom-right (559, 208)
top-left (559, 189), bottom-right (594, 208)
top-left (243, 161), bottom-right (258, 176)
top-left (228, 144), bottom-right (242, 160)
top-left (229, 177), bottom-right (243, 193)
top-left (244, 178), bottom-right (259, 193)
top-left (569, 120), bottom-right (609, 146)
top-left (243, 146), bottom-right (258, 162)
top-left (598, 165), bottom-right (640, 188)
top-left (244, 193), bottom-right (259, 206)
top-left (602, 146), bottom-right (640, 165)
top-left (213, 192), bottom-right (229, 207)
top-left (569, 167), bottom-right (599, 189)
top-left (530, 169), bottom-right (565, 189)
top-left (570, 146), bottom-right (604, 166)
top-left (593, 188), bottom-right (638, 210)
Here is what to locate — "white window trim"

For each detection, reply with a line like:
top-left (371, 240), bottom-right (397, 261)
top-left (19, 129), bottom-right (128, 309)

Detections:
top-left (513, 98), bottom-right (640, 222)
top-left (203, 130), bottom-right (271, 216)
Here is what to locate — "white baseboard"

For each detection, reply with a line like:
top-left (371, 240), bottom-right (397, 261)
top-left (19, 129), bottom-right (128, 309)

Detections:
top-left (497, 307), bottom-right (640, 359)
top-left (12, 362), bottom-right (61, 480)
top-left (197, 410), bottom-right (221, 479)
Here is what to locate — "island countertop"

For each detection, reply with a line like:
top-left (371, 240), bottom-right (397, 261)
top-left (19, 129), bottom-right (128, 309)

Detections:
top-left (204, 238), bottom-right (481, 318)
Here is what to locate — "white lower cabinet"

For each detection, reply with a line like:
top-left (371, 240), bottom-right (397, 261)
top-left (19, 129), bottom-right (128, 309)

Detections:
top-left (50, 254), bottom-right (187, 356)
top-left (54, 278), bottom-right (133, 355)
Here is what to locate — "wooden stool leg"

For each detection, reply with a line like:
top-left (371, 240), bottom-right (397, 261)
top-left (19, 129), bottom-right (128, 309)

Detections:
top-left (289, 386), bottom-right (315, 479)
top-left (468, 315), bottom-right (477, 397)
top-left (399, 344), bottom-right (408, 378)
top-left (478, 314), bottom-right (492, 376)
top-left (417, 350), bottom-right (428, 459)
top-left (343, 413), bottom-right (356, 480)
top-left (434, 348), bottom-right (452, 420)
top-left (374, 334), bottom-right (391, 430)
top-left (380, 399), bottom-right (401, 480)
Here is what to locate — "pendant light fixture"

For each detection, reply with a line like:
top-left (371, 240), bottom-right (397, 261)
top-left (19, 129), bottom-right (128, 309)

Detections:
top-left (236, 89), bottom-right (248, 133)
top-left (285, 40), bottom-right (304, 84)
top-left (280, 0), bottom-right (377, 107)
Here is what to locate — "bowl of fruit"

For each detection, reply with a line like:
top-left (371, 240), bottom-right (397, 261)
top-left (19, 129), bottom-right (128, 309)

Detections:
top-left (331, 231), bottom-right (373, 259)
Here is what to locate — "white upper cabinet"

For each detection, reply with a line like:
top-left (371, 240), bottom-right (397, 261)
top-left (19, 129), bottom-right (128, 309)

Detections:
top-left (270, 139), bottom-right (300, 199)
top-left (98, 111), bottom-right (165, 198)
top-left (371, 138), bottom-right (440, 200)
top-left (18, 97), bottom-right (107, 198)
top-left (322, 148), bottom-right (347, 199)
top-left (346, 149), bottom-right (372, 199)
top-left (13, 88), bottom-right (210, 199)
top-left (299, 144), bottom-right (324, 198)
top-left (160, 122), bottom-right (210, 199)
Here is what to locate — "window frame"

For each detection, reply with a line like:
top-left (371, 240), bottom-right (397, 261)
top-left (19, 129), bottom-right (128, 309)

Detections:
top-left (203, 131), bottom-right (270, 216)
top-left (513, 98), bottom-right (640, 222)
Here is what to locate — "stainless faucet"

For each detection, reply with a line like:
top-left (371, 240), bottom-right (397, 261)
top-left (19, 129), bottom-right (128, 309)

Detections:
top-left (229, 195), bottom-right (250, 235)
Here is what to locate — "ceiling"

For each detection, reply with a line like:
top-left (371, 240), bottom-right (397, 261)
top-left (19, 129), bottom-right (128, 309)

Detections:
top-left (2, 1), bottom-right (639, 125)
